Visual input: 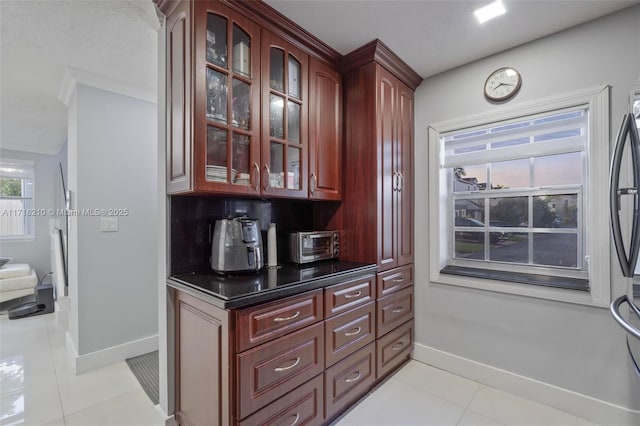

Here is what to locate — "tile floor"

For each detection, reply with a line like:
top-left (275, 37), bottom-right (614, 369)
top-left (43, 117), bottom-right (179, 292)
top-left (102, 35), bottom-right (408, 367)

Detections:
top-left (0, 309), bottom-right (598, 426)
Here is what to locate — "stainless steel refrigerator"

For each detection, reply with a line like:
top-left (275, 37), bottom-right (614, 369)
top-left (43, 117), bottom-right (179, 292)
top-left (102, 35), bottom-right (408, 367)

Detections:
top-left (610, 107), bottom-right (640, 374)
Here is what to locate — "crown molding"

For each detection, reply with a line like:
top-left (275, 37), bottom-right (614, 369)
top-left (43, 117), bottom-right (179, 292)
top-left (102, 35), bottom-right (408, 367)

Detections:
top-left (342, 39), bottom-right (422, 90)
top-left (58, 67), bottom-right (157, 107)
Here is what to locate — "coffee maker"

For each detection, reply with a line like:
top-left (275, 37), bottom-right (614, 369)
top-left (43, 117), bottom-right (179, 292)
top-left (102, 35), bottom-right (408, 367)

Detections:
top-left (211, 217), bottom-right (263, 274)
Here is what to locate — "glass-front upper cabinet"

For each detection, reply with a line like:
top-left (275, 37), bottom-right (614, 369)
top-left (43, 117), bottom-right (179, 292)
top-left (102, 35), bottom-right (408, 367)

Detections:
top-left (195, 2), bottom-right (261, 194)
top-left (261, 31), bottom-right (308, 198)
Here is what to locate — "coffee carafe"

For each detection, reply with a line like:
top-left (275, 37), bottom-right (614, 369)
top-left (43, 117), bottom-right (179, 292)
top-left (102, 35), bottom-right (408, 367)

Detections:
top-left (211, 217), bottom-right (263, 274)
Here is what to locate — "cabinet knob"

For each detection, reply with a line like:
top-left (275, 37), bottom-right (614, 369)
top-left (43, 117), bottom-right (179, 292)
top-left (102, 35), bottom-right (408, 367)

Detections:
top-left (398, 172), bottom-right (404, 192)
top-left (392, 171), bottom-right (399, 191)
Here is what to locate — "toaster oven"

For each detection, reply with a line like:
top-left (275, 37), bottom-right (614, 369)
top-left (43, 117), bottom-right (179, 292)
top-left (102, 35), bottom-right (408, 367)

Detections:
top-left (286, 231), bottom-right (340, 264)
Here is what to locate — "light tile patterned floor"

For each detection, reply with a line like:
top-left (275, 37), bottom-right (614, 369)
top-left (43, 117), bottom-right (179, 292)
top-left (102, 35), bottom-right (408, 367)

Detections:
top-left (1, 309), bottom-right (599, 426)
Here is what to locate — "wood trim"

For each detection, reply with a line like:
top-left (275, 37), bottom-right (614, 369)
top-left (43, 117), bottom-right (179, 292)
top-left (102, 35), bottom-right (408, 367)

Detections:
top-left (223, 0), bottom-right (341, 68)
top-left (341, 39), bottom-right (422, 90)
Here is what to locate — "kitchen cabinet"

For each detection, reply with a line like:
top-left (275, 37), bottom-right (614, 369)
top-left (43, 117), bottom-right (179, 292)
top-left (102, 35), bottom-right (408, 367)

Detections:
top-left (339, 40), bottom-right (420, 382)
top-left (340, 40), bottom-right (420, 272)
top-left (172, 267), bottom-right (390, 426)
top-left (260, 31), bottom-right (308, 198)
top-left (158, 0), bottom-right (342, 199)
top-left (174, 290), bottom-right (232, 426)
top-left (309, 57), bottom-right (342, 200)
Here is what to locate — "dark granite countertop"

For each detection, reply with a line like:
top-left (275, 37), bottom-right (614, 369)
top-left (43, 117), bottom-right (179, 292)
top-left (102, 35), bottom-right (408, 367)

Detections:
top-left (167, 260), bottom-right (377, 309)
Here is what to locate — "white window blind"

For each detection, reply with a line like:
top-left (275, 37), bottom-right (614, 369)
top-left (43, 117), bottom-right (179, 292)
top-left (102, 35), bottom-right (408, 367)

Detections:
top-left (442, 108), bottom-right (588, 169)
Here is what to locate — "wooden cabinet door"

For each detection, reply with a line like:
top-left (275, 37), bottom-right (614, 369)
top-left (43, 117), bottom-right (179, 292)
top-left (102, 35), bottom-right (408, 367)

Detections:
top-left (175, 290), bottom-right (231, 426)
top-left (192, 1), bottom-right (262, 196)
top-left (166, 0), bottom-right (192, 194)
top-left (396, 81), bottom-right (414, 266)
top-left (309, 57), bottom-right (342, 200)
top-left (261, 31), bottom-right (308, 198)
top-left (376, 65), bottom-right (397, 271)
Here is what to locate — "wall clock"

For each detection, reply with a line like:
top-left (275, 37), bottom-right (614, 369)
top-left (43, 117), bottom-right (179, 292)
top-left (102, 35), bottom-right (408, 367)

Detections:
top-left (484, 67), bottom-right (522, 102)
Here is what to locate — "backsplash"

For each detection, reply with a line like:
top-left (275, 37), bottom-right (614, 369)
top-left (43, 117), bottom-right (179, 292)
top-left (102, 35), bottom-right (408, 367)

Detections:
top-left (169, 196), bottom-right (321, 275)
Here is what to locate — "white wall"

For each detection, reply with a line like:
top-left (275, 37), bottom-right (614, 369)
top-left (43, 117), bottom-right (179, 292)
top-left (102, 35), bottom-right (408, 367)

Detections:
top-left (65, 81), bottom-right (158, 368)
top-left (415, 4), bottom-right (640, 417)
top-left (0, 145), bottom-right (67, 277)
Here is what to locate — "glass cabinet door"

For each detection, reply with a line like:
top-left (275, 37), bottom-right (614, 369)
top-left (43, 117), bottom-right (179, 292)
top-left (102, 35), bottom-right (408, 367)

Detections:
top-left (202, 7), bottom-right (259, 191)
top-left (262, 32), bottom-right (307, 196)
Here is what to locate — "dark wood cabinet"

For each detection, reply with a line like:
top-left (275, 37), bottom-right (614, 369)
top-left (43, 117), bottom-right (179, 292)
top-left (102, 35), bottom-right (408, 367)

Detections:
top-left (165, 0), bottom-right (192, 194)
top-left (236, 290), bottom-right (323, 352)
top-left (309, 57), bottom-right (342, 200)
top-left (324, 301), bottom-right (375, 368)
top-left (376, 286), bottom-right (414, 338)
top-left (324, 274), bottom-right (375, 317)
top-left (158, 0), bottom-right (342, 199)
top-left (339, 39), bottom-right (420, 385)
top-left (260, 31), bottom-right (308, 198)
top-left (377, 264), bottom-right (413, 298)
top-left (323, 343), bottom-right (376, 421)
top-left (237, 322), bottom-right (324, 419)
top-left (174, 290), bottom-right (232, 426)
top-left (376, 319), bottom-right (413, 379)
top-left (341, 42), bottom-right (419, 272)
top-left (239, 374), bottom-right (324, 426)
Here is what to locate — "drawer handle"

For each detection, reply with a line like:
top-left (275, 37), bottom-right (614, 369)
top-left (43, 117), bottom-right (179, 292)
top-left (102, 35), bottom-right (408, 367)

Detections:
top-left (345, 371), bottom-right (361, 383)
top-left (344, 327), bottom-right (362, 337)
top-left (289, 413), bottom-right (300, 426)
top-left (273, 311), bottom-right (301, 322)
top-left (392, 306), bottom-right (405, 313)
top-left (391, 342), bottom-right (405, 351)
top-left (344, 291), bottom-right (362, 299)
top-left (391, 277), bottom-right (404, 282)
top-left (274, 357), bottom-right (301, 372)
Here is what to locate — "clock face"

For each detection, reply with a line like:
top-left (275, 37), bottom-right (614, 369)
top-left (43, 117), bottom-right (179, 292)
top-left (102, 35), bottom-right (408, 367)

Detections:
top-left (484, 67), bottom-right (522, 101)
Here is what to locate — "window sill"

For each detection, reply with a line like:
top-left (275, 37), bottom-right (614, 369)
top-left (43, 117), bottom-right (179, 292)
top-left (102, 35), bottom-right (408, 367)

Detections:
top-left (441, 265), bottom-right (589, 292)
top-left (432, 265), bottom-right (606, 308)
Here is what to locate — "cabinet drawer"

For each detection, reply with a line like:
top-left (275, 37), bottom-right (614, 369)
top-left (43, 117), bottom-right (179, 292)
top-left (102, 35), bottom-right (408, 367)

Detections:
top-left (236, 290), bottom-right (323, 352)
top-left (324, 302), bottom-right (375, 367)
top-left (376, 286), bottom-right (413, 338)
top-left (237, 322), bottom-right (324, 420)
top-left (239, 374), bottom-right (323, 426)
top-left (324, 343), bottom-right (375, 422)
top-left (324, 274), bottom-right (375, 317)
top-left (376, 320), bottom-right (413, 380)
top-left (377, 265), bottom-right (413, 298)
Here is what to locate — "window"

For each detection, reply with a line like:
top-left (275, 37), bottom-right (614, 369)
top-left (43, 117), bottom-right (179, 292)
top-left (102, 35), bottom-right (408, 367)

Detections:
top-left (0, 160), bottom-right (35, 240)
top-left (428, 86), bottom-right (610, 307)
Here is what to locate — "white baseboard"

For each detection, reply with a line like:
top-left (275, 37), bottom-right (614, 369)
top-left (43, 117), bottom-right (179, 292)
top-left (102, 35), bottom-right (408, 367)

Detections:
top-left (66, 334), bottom-right (159, 374)
top-left (413, 343), bottom-right (640, 426)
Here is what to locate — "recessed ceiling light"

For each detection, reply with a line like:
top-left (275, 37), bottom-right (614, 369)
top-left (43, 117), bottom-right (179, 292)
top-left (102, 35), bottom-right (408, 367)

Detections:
top-left (474, 0), bottom-right (506, 24)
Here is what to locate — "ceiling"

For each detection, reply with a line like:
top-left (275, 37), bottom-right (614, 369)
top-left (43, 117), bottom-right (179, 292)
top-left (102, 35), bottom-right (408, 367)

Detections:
top-left (1, 0), bottom-right (637, 155)
top-left (0, 0), bottom-right (159, 155)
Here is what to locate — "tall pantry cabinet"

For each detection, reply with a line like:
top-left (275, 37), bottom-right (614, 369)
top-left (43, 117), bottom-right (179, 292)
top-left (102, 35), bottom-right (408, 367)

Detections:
top-left (339, 40), bottom-right (421, 368)
top-left (340, 40), bottom-right (421, 273)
